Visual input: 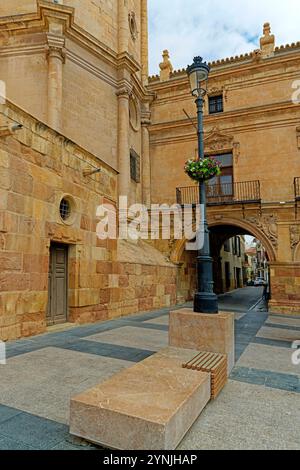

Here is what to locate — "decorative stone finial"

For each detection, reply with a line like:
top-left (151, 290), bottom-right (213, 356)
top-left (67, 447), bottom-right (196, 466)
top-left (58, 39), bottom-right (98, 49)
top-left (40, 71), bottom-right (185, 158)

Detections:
top-left (260, 22), bottom-right (275, 58)
top-left (263, 22), bottom-right (271, 36)
top-left (159, 50), bottom-right (173, 82)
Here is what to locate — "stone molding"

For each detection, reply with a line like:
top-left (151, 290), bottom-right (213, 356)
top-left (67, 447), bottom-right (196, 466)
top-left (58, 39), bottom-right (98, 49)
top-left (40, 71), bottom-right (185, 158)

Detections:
top-left (0, 0), bottom-right (151, 102)
top-left (141, 115), bottom-right (151, 127)
top-left (46, 32), bottom-right (66, 63)
top-left (116, 84), bottom-right (133, 100)
top-left (207, 86), bottom-right (228, 102)
top-left (204, 127), bottom-right (234, 153)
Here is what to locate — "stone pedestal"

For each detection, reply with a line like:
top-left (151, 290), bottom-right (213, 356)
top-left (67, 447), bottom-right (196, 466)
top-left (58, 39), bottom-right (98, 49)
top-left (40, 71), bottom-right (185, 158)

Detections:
top-left (169, 308), bottom-right (235, 374)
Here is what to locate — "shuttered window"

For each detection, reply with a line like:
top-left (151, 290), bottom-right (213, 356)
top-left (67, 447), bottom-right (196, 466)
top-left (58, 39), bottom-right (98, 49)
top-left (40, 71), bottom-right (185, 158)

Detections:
top-left (130, 149), bottom-right (140, 183)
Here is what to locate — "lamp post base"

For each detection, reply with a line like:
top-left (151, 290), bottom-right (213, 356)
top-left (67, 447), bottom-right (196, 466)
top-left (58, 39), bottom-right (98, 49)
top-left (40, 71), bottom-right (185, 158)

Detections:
top-left (194, 292), bottom-right (219, 314)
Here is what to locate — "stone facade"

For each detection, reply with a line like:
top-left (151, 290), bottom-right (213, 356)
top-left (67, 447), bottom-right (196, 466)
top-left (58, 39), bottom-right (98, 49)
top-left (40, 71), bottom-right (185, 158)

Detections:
top-left (0, 99), bottom-right (177, 340)
top-left (148, 25), bottom-right (300, 314)
top-left (0, 0), bottom-right (152, 207)
top-left (0, 1), bottom-right (176, 341)
top-left (1, 3), bottom-right (300, 341)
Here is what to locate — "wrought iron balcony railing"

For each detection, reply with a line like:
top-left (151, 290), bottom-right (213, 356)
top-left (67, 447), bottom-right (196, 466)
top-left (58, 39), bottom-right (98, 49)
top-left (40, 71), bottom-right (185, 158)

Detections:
top-left (295, 177), bottom-right (300, 200)
top-left (176, 180), bottom-right (261, 206)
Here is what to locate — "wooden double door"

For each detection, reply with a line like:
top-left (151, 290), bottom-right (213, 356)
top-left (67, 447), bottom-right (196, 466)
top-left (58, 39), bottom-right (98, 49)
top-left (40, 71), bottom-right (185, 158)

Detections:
top-left (47, 243), bottom-right (68, 326)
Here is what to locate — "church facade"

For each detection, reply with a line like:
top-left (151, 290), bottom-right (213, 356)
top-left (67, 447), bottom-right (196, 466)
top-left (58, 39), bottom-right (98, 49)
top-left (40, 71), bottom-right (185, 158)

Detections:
top-left (0, 1), bottom-right (299, 340)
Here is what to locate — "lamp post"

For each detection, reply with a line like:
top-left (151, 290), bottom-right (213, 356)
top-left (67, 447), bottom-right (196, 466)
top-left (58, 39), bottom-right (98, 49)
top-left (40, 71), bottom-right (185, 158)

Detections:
top-left (187, 56), bottom-right (218, 314)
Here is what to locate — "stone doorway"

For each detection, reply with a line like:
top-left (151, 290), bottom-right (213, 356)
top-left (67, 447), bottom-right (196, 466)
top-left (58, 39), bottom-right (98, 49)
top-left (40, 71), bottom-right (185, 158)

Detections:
top-left (47, 243), bottom-right (69, 326)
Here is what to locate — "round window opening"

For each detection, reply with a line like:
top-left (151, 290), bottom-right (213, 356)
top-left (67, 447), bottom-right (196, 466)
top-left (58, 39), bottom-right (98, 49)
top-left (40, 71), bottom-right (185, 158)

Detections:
top-left (128, 12), bottom-right (137, 41)
top-left (59, 197), bottom-right (71, 221)
top-left (129, 96), bottom-right (140, 131)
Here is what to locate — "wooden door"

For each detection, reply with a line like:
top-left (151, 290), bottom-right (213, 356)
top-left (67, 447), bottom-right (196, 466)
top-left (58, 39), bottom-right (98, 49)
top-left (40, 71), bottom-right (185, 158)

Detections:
top-left (47, 243), bottom-right (68, 326)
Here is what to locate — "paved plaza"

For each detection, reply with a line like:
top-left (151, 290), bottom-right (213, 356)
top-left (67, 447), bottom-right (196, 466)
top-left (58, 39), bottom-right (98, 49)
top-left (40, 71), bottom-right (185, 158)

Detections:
top-left (0, 288), bottom-right (299, 450)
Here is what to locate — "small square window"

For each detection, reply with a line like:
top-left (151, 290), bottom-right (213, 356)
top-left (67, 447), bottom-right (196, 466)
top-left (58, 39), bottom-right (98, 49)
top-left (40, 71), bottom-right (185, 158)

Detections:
top-left (208, 95), bottom-right (223, 114)
top-left (130, 149), bottom-right (140, 183)
top-left (224, 239), bottom-right (231, 253)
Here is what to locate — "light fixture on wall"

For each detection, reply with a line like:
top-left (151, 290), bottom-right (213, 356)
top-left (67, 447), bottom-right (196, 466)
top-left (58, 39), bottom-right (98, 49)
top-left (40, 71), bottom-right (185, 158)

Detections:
top-left (83, 167), bottom-right (101, 177)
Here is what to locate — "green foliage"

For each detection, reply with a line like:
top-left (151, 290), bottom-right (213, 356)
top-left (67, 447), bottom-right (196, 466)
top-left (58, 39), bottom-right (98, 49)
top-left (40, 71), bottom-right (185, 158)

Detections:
top-left (184, 157), bottom-right (222, 182)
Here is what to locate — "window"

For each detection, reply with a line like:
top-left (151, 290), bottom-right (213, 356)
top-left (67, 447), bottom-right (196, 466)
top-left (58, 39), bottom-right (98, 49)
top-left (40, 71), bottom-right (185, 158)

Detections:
top-left (206, 153), bottom-right (233, 196)
top-left (59, 198), bottom-right (71, 221)
top-left (130, 149), bottom-right (140, 183)
top-left (236, 237), bottom-right (241, 257)
top-left (208, 95), bottom-right (223, 114)
top-left (224, 239), bottom-right (231, 253)
top-left (232, 237), bottom-right (241, 257)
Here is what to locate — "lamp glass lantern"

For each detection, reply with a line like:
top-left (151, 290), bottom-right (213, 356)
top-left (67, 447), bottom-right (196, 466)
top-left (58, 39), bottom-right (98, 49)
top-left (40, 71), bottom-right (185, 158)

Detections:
top-left (187, 56), bottom-right (210, 97)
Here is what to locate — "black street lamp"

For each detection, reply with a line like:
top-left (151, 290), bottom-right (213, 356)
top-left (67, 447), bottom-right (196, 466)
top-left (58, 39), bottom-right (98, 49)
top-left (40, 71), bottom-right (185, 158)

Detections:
top-left (187, 56), bottom-right (219, 314)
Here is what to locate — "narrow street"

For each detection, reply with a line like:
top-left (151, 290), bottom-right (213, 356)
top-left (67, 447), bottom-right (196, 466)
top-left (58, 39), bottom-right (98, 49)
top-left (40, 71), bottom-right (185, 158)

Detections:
top-left (218, 287), bottom-right (265, 313)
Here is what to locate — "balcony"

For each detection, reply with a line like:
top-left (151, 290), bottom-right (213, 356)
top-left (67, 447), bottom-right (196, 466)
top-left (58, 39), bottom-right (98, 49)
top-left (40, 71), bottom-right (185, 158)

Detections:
top-left (295, 177), bottom-right (300, 201)
top-left (176, 180), bottom-right (261, 206)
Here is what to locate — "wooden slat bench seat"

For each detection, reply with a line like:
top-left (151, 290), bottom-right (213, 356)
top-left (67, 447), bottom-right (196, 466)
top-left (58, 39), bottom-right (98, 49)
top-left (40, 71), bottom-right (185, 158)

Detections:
top-left (182, 351), bottom-right (228, 399)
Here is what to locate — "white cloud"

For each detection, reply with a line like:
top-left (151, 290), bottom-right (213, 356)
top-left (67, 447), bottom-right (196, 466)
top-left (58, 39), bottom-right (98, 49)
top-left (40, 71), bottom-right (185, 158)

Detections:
top-left (149, 0), bottom-right (300, 75)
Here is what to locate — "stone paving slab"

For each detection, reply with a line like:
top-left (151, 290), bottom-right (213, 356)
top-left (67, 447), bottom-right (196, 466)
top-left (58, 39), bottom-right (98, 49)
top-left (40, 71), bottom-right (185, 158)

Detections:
top-left (84, 326), bottom-right (168, 352)
top-left (0, 296), bottom-right (300, 450)
top-left (0, 348), bottom-right (132, 424)
top-left (144, 315), bottom-right (170, 326)
top-left (267, 315), bottom-right (300, 328)
top-left (179, 380), bottom-right (300, 450)
top-left (231, 367), bottom-right (300, 393)
top-left (257, 326), bottom-right (300, 342)
top-left (238, 343), bottom-right (300, 377)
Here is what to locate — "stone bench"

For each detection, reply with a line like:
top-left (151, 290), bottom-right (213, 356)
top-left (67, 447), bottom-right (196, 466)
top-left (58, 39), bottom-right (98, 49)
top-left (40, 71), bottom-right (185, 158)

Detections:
top-left (69, 347), bottom-right (211, 450)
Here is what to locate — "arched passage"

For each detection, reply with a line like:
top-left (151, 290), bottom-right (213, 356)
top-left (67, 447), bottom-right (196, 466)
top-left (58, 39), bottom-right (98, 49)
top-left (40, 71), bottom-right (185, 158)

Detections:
top-left (170, 217), bottom-right (277, 302)
top-left (171, 217), bottom-right (277, 264)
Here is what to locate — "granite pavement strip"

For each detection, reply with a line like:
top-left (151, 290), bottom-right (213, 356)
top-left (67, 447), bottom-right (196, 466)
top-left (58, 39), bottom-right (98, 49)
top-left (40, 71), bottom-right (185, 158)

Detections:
top-left (0, 300), bottom-right (300, 450)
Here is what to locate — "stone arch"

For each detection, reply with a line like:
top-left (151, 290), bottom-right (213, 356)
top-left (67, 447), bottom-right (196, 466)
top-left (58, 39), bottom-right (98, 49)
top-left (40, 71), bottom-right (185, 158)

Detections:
top-left (170, 216), bottom-right (277, 264)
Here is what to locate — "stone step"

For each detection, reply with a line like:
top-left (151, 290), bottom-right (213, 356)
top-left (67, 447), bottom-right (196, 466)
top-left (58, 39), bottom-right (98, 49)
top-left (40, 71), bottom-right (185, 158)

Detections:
top-left (69, 347), bottom-right (211, 450)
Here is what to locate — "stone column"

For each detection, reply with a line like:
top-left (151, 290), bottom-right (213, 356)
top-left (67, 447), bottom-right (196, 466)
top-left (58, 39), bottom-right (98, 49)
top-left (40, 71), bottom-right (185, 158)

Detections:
top-left (117, 87), bottom-right (131, 198)
top-left (141, 113), bottom-right (151, 207)
top-left (141, 0), bottom-right (149, 85)
top-left (46, 33), bottom-right (65, 132)
top-left (118, 0), bottom-right (128, 54)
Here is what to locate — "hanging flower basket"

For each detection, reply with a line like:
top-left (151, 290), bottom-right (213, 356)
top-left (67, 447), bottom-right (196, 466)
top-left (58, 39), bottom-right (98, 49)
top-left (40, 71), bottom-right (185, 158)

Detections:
top-left (184, 157), bottom-right (222, 182)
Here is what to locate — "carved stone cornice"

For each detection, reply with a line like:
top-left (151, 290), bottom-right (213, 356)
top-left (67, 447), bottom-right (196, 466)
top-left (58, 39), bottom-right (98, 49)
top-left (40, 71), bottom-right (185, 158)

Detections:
top-left (204, 127), bottom-right (234, 153)
top-left (0, 1), bottom-right (117, 69)
top-left (46, 32), bottom-right (66, 63)
top-left (141, 110), bottom-right (151, 127)
top-left (246, 215), bottom-right (278, 248)
top-left (116, 52), bottom-right (140, 75)
top-left (207, 86), bottom-right (228, 102)
top-left (116, 83), bottom-right (133, 99)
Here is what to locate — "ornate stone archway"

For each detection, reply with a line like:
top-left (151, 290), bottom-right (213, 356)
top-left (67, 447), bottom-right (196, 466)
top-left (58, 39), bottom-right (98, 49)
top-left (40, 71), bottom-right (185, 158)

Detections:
top-left (170, 216), bottom-right (277, 264)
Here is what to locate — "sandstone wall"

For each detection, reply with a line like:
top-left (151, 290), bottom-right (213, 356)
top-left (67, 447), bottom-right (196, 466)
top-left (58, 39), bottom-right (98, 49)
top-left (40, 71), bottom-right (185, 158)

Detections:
top-left (0, 100), bottom-right (177, 340)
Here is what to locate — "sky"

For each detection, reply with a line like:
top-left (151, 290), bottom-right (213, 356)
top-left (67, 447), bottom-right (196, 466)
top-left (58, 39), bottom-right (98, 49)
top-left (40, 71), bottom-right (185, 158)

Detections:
top-left (148, 0), bottom-right (300, 75)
